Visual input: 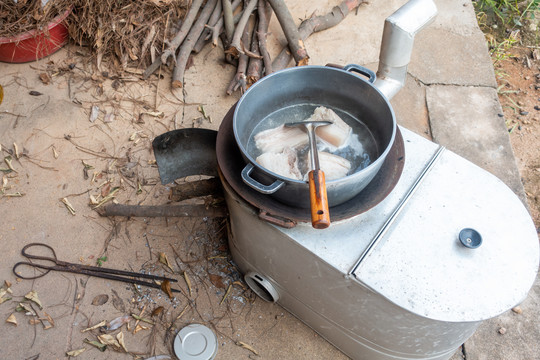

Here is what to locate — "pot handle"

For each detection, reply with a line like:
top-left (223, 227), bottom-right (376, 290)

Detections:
top-left (343, 64), bottom-right (376, 84)
top-left (241, 163), bottom-right (285, 194)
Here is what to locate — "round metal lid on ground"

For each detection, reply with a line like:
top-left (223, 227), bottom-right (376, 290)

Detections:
top-left (174, 324), bottom-right (218, 360)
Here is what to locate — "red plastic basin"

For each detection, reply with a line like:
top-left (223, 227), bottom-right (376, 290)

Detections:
top-left (0, 8), bottom-right (71, 63)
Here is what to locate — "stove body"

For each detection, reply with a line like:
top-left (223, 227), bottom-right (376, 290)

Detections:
top-left (222, 127), bottom-right (539, 360)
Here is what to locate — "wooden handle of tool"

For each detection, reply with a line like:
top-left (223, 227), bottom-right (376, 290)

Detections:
top-left (308, 169), bottom-right (330, 229)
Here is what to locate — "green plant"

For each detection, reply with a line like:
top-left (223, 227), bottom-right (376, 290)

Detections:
top-left (96, 256), bottom-right (108, 267)
top-left (519, 0), bottom-right (540, 22)
top-left (474, 0), bottom-right (540, 27)
top-left (488, 34), bottom-right (518, 65)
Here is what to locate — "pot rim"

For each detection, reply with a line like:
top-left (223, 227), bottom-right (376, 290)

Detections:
top-left (233, 65), bottom-right (397, 185)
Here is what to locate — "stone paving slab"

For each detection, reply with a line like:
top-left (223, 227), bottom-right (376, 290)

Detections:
top-left (427, 85), bottom-right (526, 202)
top-left (410, 29), bottom-right (497, 87)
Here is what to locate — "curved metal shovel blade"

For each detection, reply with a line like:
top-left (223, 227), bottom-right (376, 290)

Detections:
top-left (152, 128), bottom-right (218, 184)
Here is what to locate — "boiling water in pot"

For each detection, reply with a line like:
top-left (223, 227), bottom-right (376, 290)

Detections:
top-left (246, 104), bottom-right (378, 179)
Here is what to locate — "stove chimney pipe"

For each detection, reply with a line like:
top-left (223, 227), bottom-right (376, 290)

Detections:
top-left (374, 0), bottom-right (437, 100)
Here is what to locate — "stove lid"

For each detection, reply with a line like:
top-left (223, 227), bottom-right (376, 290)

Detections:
top-left (352, 147), bottom-right (539, 322)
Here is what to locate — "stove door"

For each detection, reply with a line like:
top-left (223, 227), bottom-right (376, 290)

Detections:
top-left (353, 147), bottom-right (539, 323)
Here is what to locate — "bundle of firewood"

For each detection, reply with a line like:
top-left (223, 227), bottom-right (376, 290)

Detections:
top-left (143, 0), bottom-right (366, 95)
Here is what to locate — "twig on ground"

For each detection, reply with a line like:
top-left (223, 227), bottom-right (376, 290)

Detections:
top-left (97, 203), bottom-right (227, 218)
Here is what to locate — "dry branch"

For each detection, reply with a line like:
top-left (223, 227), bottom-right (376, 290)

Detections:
top-left (172, 0), bottom-right (219, 88)
top-left (208, 0), bottom-right (243, 47)
top-left (97, 203), bottom-right (227, 218)
top-left (140, 25), bottom-right (157, 67)
top-left (266, 0), bottom-right (309, 66)
top-left (193, 0), bottom-right (223, 53)
top-left (246, 19), bottom-right (263, 86)
top-left (162, 0), bottom-right (205, 64)
top-left (257, 0), bottom-right (274, 75)
top-left (143, 0), bottom-right (203, 79)
top-left (170, 178), bottom-right (222, 202)
top-left (226, 14), bottom-right (254, 95)
top-left (226, 0), bottom-right (258, 58)
top-left (221, 0), bottom-right (235, 45)
top-left (273, 0), bottom-right (364, 71)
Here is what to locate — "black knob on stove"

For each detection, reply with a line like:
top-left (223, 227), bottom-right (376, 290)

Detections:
top-left (459, 228), bottom-right (482, 249)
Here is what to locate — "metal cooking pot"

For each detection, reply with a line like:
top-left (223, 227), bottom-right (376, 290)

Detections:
top-left (234, 65), bottom-right (395, 208)
top-left (233, 0), bottom-right (437, 209)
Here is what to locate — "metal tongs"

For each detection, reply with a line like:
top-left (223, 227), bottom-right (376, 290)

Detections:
top-left (12, 243), bottom-right (180, 293)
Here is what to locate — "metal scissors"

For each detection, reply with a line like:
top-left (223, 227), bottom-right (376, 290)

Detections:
top-left (13, 243), bottom-right (180, 293)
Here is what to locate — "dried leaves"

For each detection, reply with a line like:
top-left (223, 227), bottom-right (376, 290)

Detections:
top-left (3, 156), bottom-right (16, 173)
top-left (0, 1), bottom-right (65, 37)
top-left (84, 338), bottom-right (107, 352)
top-left (209, 273), bottom-right (226, 289)
top-left (131, 313), bottom-right (154, 325)
top-left (97, 334), bottom-right (121, 349)
top-left (3, 289), bottom-right (56, 330)
top-left (82, 160), bottom-right (94, 179)
top-left (151, 306), bottom-right (164, 317)
top-left (6, 313), bottom-right (17, 326)
top-left (92, 186), bottom-right (120, 209)
top-left (183, 271), bottom-right (192, 297)
top-left (39, 73), bottom-right (51, 85)
top-left (61, 197), bottom-right (76, 215)
top-left (66, 348), bottom-right (86, 357)
top-left (89, 105), bottom-right (99, 123)
top-left (24, 290), bottom-right (43, 309)
top-left (197, 105), bottom-right (211, 123)
top-left (220, 284), bottom-right (232, 305)
top-left (160, 279), bottom-right (173, 299)
top-left (66, 0), bottom-right (188, 71)
top-left (81, 320), bottom-right (107, 333)
top-left (16, 302), bottom-right (36, 316)
top-left (0, 284), bottom-right (12, 304)
top-left (91, 294), bottom-right (109, 306)
top-left (116, 332), bottom-right (128, 352)
top-left (158, 252), bottom-right (173, 271)
top-left (236, 341), bottom-right (259, 355)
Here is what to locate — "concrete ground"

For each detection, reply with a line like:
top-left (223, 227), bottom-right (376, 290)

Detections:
top-left (0, 0), bottom-right (538, 359)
